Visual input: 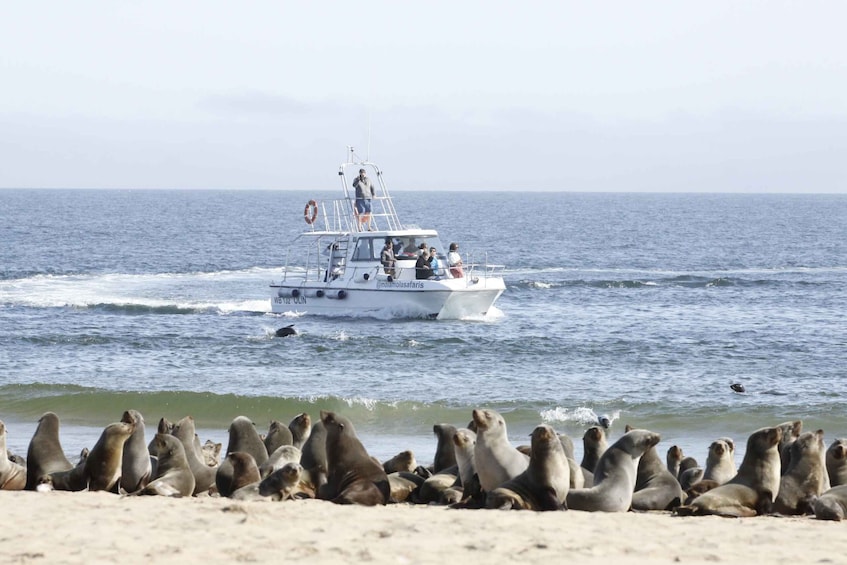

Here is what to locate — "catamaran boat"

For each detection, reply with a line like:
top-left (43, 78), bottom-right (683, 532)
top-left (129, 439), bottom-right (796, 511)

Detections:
top-left (269, 149), bottom-right (506, 319)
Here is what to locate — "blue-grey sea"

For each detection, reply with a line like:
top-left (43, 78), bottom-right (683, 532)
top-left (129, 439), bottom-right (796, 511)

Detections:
top-left (1, 189), bottom-right (845, 465)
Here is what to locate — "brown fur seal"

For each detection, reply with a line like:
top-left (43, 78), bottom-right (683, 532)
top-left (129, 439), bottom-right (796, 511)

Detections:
top-left (259, 445), bottom-right (301, 478)
top-left (566, 428), bottom-right (661, 512)
top-left (147, 417), bottom-right (174, 456)
top-left (318, 410), bottom-right (389, 505)
top-left (683, 479), bottom-right (720, 505)
top-left (171, 416), bottom-right (217, 495)
top-left (432, 424), bottom-right (458, 473)
top-left (137, 433), bottom-right (196, 497)
top-left (120, 410), bottom-right (152, 493)
top-left (631, 430), bottom-right (684, 511)
top-left (777, 420), bottom-right (803, 473)
top-left (85, 421), bottom-right (135, 492)
top-left (702, 438), bottom-right (737, 485)
top-left (264, 419), bottom-right (293, 455)
top-left (666, 445), bottom-right (684, 477)
top-left (221, 452), bottom-right (262, 498)
top-left (259, 462), bottom-right (314, 500)
top-left (289, 412), bottom-right (312, 449)
top-left (25, 412), bottom-right (73, 490)
top-left (417, 471), bottom-right (457, 504)
top-left (826, 438), bottom-right (847, 487)
top-left (558, 434), bottom-right (586, 489)
top-left (813, 485), bottom-right (847, 521)
top-left (486, 424), bottom-right (570, 511)
top-left (300, 419), bottom-right (328, 491)
top-left (226, 416), bottom-right (268, 466)
top-left (675, 426), bottom-right (782, 517)
top-left (472, 409), bottom-right (529, 492)
top-left (387, 471), bottom-right (424, 503)
top-left (581, 426), bottom-right (608, 473)
top-left (383, 450), bottom-right (417, 474)
top-left (0, 421), bottom-right (26, 490)
top-left (774, 429), bottom-right (827, 515)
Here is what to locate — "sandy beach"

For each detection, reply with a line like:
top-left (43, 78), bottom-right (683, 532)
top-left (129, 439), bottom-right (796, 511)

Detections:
top-left (1, 491), bottom-right (844, 565)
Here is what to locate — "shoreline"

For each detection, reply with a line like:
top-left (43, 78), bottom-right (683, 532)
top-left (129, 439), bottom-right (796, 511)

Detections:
top-left (1, 491), bottom-right (845, 564)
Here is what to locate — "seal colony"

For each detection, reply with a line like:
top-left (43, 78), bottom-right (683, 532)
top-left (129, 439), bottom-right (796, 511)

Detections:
top-left (3, 410), bottom-right (847, 521)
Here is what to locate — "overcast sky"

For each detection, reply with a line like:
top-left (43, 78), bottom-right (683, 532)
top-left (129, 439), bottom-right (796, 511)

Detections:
top-left (1, 1), bottom-right (845, 192)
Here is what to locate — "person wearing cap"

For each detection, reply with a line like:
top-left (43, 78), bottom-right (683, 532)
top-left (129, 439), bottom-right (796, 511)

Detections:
top-left (447, 242), bottom-right (464, 278)
top-left (352, 168), bottom-right (375, 229)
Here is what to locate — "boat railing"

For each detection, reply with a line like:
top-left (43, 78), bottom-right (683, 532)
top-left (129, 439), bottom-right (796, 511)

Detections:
top-left (307, 195), bottom-right (403, 233)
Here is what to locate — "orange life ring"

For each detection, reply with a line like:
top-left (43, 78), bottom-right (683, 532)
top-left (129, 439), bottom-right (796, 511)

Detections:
top-left (304, 200), bottom-right (318, 224)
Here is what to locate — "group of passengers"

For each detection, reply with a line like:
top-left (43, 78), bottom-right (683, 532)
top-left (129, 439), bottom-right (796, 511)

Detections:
top-left (381, 239), bottom-right (464, 280)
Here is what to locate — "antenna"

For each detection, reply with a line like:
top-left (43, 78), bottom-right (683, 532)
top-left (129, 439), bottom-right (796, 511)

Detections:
top-left (366, 112), bottom-right (372, 162)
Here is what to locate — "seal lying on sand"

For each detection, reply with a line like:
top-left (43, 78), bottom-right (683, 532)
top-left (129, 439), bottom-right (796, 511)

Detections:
top-left (814, 485), bottom-right (847, 521)
top-left (566, 428), bottom-right (661, 512)
top-left (0, 421), bottom-right (26, 490)
top-left (675, 426), bottom-right (782, 517)
top-left (137, 433), bottom-right (196, 497)
top-left (487, 424), bottom-right (570, 511)
top-left (318, 410), bottom-right (389, 505)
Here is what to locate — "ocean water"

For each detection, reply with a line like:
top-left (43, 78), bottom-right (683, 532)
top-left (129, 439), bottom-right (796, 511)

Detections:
top-left (1, 189), bottom-right (845, 466)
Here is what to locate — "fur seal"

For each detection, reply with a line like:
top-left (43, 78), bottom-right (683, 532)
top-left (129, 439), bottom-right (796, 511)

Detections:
top-left (275, 324), bottom-right (297, 337)
top-left (472, 409), bottom-right (529, 492)
top-left (814, 485), bottom-right (847, 521)
top-left (120, 410), bottom-right (152, 493)
top-left (25, 412), bottom-right (73, 490)
top-left (383, 450), bottom-right (417, 474)
top-left (675, 426), bottom-right (782, 517)
top-left (387, 471), bottom-right (424, 503)
top-left (85, 421), bottom-right (135, 492)
top-left (666, 445), bottom-right (684, 477)
top-left (288, 412), bottom-right (312, 449)
top-left (201, 439), bottom-right (222, 467)
top-left (0, 421), bottom-right (26, 490)
top-left (826, 438), bottom-right (847, 487)
top-left (581, 426), bottom-right (608, 473)
top-left (221, 452), bottom-right (261, 498)
top-left (259, 462), bottom-right (314, 500)
top-left (730, 383), bottom-right (745, 393)
top-left (137, 433), bottom-right (196, 497)
top-left (264, 419), bottom-right (293, 455)
top-left (432, 424), bottom-right (458, 473)
top-left (317, 410), bottom-right (389, 505)
top-left (171, 416), bottom-right (217, 495)
top-left (702, 438), bottom-right (737, 485)
top-left (558, 433), bottom-right (586, 489)
top-left (486, 424), bottom-right (570, 511)
top-left (225, 416), bottom-right (268, 466)
top-left (566, 428), bottom-right (661, 512)
top-left (777, 420), bottom-right (803, 474)
top-left (774, 429), bottom-right (827, 515)
top-left (259, 445), bottom-right (302, 478)
top-left (300, 419), bottom-right (328, 491)
top-left (630, 429), bottom-right (683, 511)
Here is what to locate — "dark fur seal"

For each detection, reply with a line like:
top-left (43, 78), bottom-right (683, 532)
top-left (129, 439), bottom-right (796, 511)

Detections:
top-left (814, 485), bottom-right (847, 521)
top-left (25, 412), bottom-right (73, 490)
top-left (275, 324), bottom-right (297, 337)
top-left (774, 429), bottom-right (827, 515)
top-left (120, 410), bottom-right (152, 493)
top-left (137, 433), bottom-right (196, 497)
top-left (630, 428), bottom-right (684, 511)
top-left (264, 419), bottom-right (293, 455)
top-left (581, 426), bottom-right (608, 474)
top-left (666, 445), bottom-right (684, 477)
top-left (259, 462), bottom-right (314, 500)
top-left (486, 424), bottom-right (570, 510)
top-left (566, 428), bottom-right (661, 512)
top-left (225, 416), bottom-right (268, 466)
top-left (85, 421), bottom-right (135, 492)
top-left (300, 419), bottom-right (328, 491)
top-left (675, 426), bottom-right (782, 517)
top-left (432, 424), bottom-right (458, 473)
top-left (317, 410), bottom-right (389, 505)
top-left (826, 438), bottom-right (847, 487)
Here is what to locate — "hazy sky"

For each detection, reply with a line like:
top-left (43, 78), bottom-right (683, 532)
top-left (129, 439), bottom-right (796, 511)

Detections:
top-left (2, 2), bottom-right (845, 192)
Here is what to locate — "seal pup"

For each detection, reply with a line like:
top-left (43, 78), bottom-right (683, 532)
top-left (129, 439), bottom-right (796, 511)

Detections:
top-left (136, 433), bottom-right (196, 497)
top-left (813, 485), bottom-right (847, 521)
top-left (418, 471), bottom-right (458, 504)
top-left (288, 412), bottom-right (312, 450)
top-left (675, 426), bottom-right (782, 517)
top-left (318, 410), bottom-right (389, 506)
top-left (581, 426), bottom-right (608, 474)
top-left (147, 417), bottom-right (174, 456)
top-left (201, 440), bottom-right (222, 467)
top-left (566, 428), bottom-right (661, 512)
top-left (259, 462), bottom-right (314, 500)
top-left (259, 445), bottom-right (301, 478)
top-left (0, 421), bottom-right (26, 490)
top-left (85, 421), bottom-right (135, 492)
top-left (630, 427), bottom-right (683, 511)
top-left (225, 416), bottom-right (268, 466)
top-left (826, 438), bottom-right (847, 487)
top-left (264, 419), bottom-right (293, 455)
top-left (275, 324), bottom-right (297, 337)
top-left (171, 416), bottom-right (217, 495)
top-left (300, 419), bottom-right (328, 491)
top-left (431, 424), bottom-right (458, 473)
top-left (120, 410), bottom-right (152, 493)
top-left (702, 438), bottom-right (737, 485)
top-left (221, 452), bottom-right (262, 498)
top-left (383, 450), bottom-right (417, 474)
top-left (387, 471), bottom-right (425, 503)
top-left (472, 409), bottom-right (529, 492)
top-left (487, 424), bottom-right (570, 511)
top-left (25, 412), bottom-right (73, 490)
top-left (774, 429), bottom-right (827, 515)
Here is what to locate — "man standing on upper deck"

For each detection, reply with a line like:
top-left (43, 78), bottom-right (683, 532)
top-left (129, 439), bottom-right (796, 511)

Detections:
top-left (352, 168), bottom-right (375, 230)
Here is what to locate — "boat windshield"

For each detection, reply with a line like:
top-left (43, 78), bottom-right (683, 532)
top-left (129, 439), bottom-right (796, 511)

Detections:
top-left (349, 234), bottom-right (447, 262)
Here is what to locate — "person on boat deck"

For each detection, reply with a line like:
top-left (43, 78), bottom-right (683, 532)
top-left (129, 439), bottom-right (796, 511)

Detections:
top-left (428, 246), bottom-right (442, 278)
top-left (416, 250), bottom-right (434, 280)
top-left (352, 168), bottom-right (375, 230)
top-left (417, 242), bottom-right (428, 257)
top-left (447, 242), bottom-right (464, 278)
top-left (381, 238), bottom-right (396, 276)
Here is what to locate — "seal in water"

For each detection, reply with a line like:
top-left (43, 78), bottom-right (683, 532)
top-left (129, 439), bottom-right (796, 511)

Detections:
top-left (566, 428), bottom-right (661, 512)
top-left (486, 424), bottom-right (570, 511)
top-left (275, 324), bottom-right (297, 337)
top-left (675, 426), bottom-right (782, 517)
top-left (318, 410), bottom-right (389, 505)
